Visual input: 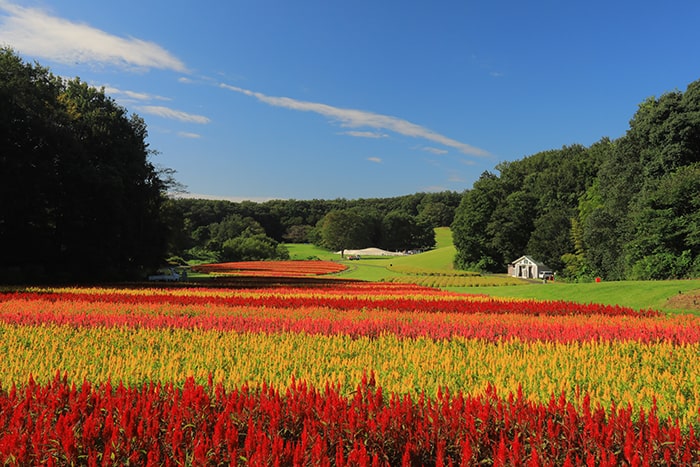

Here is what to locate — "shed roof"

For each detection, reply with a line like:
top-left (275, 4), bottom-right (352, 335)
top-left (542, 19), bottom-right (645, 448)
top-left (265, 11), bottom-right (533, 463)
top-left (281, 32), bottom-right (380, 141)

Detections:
top-left (510, 255), bottom-right (550, 268)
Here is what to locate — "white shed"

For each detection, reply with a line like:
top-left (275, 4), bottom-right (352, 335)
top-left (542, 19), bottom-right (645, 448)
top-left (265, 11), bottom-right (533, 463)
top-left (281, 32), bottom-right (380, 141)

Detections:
top-left (508, 255), bottom-right (552, 279)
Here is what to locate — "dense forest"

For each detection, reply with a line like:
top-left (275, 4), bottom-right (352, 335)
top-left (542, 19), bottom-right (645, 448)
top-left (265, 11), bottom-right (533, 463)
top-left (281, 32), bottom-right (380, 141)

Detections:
top-left (0, 49), bottom-right (173, 282)
top-left (164, 191), bottom-right (460, 263)
top-left (452, 79), bottom-right (700, 281)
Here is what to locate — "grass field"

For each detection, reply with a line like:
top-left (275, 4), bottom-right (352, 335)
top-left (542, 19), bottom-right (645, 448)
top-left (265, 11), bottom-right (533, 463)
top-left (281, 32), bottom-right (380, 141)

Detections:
top-left (285, 227), bottom-right (700, 315)
top-left (458, 279), bottom-right (700, 315)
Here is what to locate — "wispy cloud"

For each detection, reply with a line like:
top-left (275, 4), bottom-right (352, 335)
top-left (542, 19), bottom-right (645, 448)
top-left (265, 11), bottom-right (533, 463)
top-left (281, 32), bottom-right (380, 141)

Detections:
top-left (448, 172), bottom-right (466, 183)
top-left (178, 131), bottom-right (202, 139)
top-left (220, 84), bottom-right (490, 157)
top-left (367, 157), bottom-right (382, 164)
top-left (343, 130), bottom-right (388, 139)
top-left (102, 85), bottom-right (170, 102)
top-left (0, 1), bottom-right (187, 72)
top-left (137, 106), bottom-right (211, 124)
top-left (422, 146), bottom-right (448, 155)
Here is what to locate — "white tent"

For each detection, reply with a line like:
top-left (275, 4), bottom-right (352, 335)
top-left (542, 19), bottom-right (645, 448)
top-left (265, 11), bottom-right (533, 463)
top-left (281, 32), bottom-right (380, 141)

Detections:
top-left (335, 247), bottom-right (406, 256)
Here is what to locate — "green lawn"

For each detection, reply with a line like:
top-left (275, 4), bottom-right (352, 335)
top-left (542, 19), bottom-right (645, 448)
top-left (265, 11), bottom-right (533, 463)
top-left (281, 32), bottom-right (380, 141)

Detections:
top-left (286, 228), bottom-right (457, 281)
top-left (283, 228), bottom-right (700, 315)
top-left (449, 279), bottom-right (700, 315)
top-left (286, 243), bottom-right (337, 261)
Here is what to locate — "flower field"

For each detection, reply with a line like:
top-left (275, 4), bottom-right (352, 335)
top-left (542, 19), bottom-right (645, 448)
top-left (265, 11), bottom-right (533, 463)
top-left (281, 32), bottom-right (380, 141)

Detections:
top-left (0, 279), bottom-right (698, 465)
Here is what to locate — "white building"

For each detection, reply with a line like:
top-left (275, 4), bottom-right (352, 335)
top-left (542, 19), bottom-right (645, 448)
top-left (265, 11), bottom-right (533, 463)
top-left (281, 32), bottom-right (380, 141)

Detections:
top-left (508, 255), bottom-right (552, 279)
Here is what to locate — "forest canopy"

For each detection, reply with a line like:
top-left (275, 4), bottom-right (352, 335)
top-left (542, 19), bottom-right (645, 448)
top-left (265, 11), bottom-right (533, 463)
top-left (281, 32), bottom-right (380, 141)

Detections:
top-left (0, 48), bottom-right (172, 282)
top-left (164, 191), bottom-right (457, 263)
top-left (451, 79), bottom-right (700, 281)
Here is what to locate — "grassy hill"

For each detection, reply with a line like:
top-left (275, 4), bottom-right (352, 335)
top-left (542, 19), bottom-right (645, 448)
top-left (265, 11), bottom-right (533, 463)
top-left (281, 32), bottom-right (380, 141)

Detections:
top-left (285, 228), bottom-right (700, 315)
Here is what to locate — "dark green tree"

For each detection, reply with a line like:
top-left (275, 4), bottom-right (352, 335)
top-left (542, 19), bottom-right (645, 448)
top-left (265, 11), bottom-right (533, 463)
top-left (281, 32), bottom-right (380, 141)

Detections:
top-left (526, 210), bottom-right (573, 272)
top-left (221, 233), bottom-right (289, 261)
top-left (317, 209), bottom-right (375, 256)
top-left (452, 172), bottom-right (504, 271)
top-left (625, 163), bottom-right (700, 279)
top-left (582, 80), bottom-right (700, 279)
top-left (486, 190), bottom-right (537, 264)
top-left (206, 214), bottom-right (265, 251)
top-left (0, 49), bottom-right (172, 282)
top-left (282, 224), bottom-right (313, 243)
top-left (379, 211), bottom-right (435, 252)
top-left (417, 199), bottom-right (456, 227)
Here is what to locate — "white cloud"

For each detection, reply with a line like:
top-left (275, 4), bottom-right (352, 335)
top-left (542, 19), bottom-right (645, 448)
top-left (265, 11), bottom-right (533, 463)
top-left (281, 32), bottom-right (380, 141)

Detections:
top-left (422, 146), bottom-right (448, 155)
top-left (367, 157), bottom-right (382, 163)
top-left (0, 1), bottom-right (187, 72)
top-left (220, 84), bottom-right (491, 157)
top-left (178, 131), bottom-right (202, 139)
top-left (137, 106), bottom-right (211, 124)
top-left (343, 130), bottom-right (388, 139)
top-left (102, 85), bottom-right (170, 102)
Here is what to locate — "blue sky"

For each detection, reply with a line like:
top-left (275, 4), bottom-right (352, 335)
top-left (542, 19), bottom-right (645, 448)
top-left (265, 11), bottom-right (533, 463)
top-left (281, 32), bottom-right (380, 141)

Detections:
top-left (2, 1), bottom-right (699, 201)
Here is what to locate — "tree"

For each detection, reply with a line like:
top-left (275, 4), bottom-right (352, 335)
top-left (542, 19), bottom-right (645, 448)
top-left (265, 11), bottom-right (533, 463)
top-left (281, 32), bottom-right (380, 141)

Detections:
top-left (560, 217), bottom-right (591, 281)
top-left (486, 190), bottom-right (537, 264)
top-left (206, 214), bottom-right (265, 251)
top-left (625, 163), bottom-right (700, 279)
top-left (452, 172), bottom-right (504, 271)
top-left (282, 224), bottom-right (313, 243)
top-left (580, 79), bottom-right (700, 279)
top-left (317, 209), bottom-right (375, 256)
top-left (221, 233), bottom-right (289, 261)
top-left (379, 211), bottom-right (435, 252)
top-left (526, 210), bottom-right (572, 272)
top-left (0, 49), bottom-right (172, 282)
top-left (417, 201), bottom-right (454, 227)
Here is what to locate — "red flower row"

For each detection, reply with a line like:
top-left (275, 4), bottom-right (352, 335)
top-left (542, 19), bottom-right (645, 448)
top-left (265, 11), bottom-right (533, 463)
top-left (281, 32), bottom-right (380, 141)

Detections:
top-left (0, 298), bottom-right (696, 343)
top-left (0, 373), bottom-right (697, 466)
top-left (0, 287), bottom-right (661, 318)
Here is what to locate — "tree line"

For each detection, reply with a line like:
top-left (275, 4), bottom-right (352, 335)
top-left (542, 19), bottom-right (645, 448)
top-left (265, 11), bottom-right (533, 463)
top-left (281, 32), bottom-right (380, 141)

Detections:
top-left (164, 191), bottom-right (460, 263)
top-left (452, 78), bottom-right (700, 281)
top-left (1, 48), bottom-right (173, 283)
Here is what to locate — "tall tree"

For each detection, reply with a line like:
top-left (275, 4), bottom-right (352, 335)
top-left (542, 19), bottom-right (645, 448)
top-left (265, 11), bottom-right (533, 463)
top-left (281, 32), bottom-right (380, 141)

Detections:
top-left (452, 172), bottom-right (504, 271)
top-left (0, 49), bottom-right (172, 282)
top-left (582, 79), bottom-right (700, 279)
top-left (486, 190), bottom-right (537, 264)
top-left (317, 209), bottom-right (375, 256)
top-left (379, 211), bottom-right (435, 252)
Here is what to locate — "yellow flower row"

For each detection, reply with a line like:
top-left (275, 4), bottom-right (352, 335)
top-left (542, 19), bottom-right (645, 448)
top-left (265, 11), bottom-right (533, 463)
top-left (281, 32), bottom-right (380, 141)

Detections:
top-left (2, 323), bottom-right (697, 427)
